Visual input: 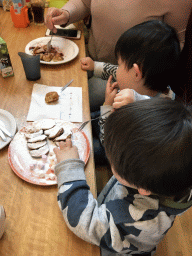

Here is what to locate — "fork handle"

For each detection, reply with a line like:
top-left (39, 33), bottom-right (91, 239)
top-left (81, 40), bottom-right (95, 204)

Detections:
top-left (91, 110), bottom-right (111, 121)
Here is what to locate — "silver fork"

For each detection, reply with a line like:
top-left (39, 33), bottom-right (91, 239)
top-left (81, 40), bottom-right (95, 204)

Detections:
top-left (78, 110), bottom-right (111, 131)
top-left (47, 34), bottom-right (53, 52)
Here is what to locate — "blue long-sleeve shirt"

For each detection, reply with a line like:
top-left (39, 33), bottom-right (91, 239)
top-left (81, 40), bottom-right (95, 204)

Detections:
top-left (55, 159), bottom-right (192, 255)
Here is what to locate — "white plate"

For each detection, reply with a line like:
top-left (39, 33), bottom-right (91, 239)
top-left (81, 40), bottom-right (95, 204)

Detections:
top-left (0, 109), bottom-right (17, 150)
top-left (25, 37), bottom-right (79, 65)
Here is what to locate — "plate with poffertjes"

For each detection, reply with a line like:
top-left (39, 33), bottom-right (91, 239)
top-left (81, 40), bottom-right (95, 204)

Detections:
top-left (8, 119), bottom-right (90, 186)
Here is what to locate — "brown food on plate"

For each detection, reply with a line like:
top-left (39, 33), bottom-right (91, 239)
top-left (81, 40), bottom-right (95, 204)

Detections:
top-left (29, 45), bottom-right (64, 62)
top-left (48, 127), bottom-right (64, 139)
top-left (52, 53), bottom-right (64, 62)
top-left (54, 132), bottom-right (72, 142)
top-left (45, 91), bottom-right (59, 103)
top-left (44, 125), bottom-right (64, 139)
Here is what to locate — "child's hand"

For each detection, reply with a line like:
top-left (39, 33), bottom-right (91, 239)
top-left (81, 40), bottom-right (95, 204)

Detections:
top-left (113, 89), bottom-right (135, 109)
top-left (80, 57), bottom-right (94, 71)
top-left (104, 75), bottom-right (118, 106)
top-left (53, 138), bottom-right (79, 164)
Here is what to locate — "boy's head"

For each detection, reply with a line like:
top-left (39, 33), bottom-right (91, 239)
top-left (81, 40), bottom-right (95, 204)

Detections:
top-left (115, 20), bottom-right (180, 93)
top-left (104, 98), bottom-right (192, 197)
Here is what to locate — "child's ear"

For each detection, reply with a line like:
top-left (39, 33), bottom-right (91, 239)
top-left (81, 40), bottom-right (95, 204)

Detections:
top-left (133, 63), bottom-right (142, 81)
top-left (138, 188), bottom-right (151, 196)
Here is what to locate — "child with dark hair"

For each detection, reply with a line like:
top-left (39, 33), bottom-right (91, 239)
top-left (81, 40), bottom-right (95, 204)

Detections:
top-left (53, 98), bottom-right (192, 256)
top-left (81, 20), bottom-right (181, 164)
top-left (81, 20), bottom-right (181, 111)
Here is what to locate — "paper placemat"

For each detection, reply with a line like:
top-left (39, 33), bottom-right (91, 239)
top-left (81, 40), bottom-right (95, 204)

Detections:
top-left (27, 83), bottom-right (82, 122)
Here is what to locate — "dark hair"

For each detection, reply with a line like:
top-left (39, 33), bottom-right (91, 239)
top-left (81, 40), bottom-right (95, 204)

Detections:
top-left (104, 98), bottom-right (192, 197)
top-left (115, 20), bottom-right (180, 93)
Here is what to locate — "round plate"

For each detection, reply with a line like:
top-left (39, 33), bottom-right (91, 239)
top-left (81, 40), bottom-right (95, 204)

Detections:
top-left (8, 120), bottom-right (90, 186)
top-left (25, 37), bottom-right (79, 65)
top-left (0, 109), bottom-right (17, 150)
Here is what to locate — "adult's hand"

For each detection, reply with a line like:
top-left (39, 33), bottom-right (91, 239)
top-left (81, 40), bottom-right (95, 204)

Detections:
top-left (45, 7), bottom-right (70, 33)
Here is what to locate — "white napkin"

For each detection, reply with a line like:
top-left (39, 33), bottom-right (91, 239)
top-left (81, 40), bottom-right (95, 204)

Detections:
top-left (27, 83), bottom-right (82, 122)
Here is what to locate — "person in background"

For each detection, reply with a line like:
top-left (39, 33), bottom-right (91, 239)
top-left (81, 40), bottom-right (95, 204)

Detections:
top-left (81, 20), bottom-right (181, 165)
top-left (53, 98), bottom-right (192, 256)
top-left (171, 8), bottom-right (192, 104)
top-left (45, 0), bottom-right (192, 110)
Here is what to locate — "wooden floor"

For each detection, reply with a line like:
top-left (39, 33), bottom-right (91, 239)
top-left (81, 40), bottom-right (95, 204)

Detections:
top-left (95, 166), bottom-right (192, 256)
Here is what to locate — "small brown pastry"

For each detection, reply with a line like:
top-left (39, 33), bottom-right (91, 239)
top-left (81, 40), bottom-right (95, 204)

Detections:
top-left (45, 91), bottom-right (59, 103)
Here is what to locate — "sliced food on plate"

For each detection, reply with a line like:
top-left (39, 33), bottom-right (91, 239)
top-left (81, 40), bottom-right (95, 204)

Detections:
top-left (8, 119), bottom-right (90, 186)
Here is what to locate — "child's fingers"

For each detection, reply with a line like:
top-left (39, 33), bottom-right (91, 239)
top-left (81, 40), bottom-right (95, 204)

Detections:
top-left (108, 75), bottom-right (113, 83)
top-left (80, 58), bottom-right (87, 64)
top-left (113, 101), bottom-right (124, 109)
top-left (111, 88), bottom-right (118, 97)
top-left (111, 82), bottom-right (118, 89)
top-left (58, 141), bottom-right (66, 149)
top-left (81, 64), bottom-right (89, 71)
top-left (65, 138), bottom-right (72, 147)
top-left (80, 58), bottom-right (88, 70)
top-left (106, 75), bottom-right (113, 89)
top-left (113, 95), bottom-right (124, 109)
top-left (114, 94), bottom-right (123, 102)
top-left (53, 146), bottom-right (58, 154)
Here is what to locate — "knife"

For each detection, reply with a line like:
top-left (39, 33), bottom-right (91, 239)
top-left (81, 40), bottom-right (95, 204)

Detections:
top-left (0, 124), bottom-right (12, 138)
top-left (0, 129), bottom-right (6, 141)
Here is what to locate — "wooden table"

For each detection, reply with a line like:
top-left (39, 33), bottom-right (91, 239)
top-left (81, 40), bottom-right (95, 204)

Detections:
top-left (0, 8), bottom-right (100, 256)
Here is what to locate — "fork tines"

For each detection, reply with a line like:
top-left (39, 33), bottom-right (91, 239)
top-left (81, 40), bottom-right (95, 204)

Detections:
top-left (78, 110), bottom-right (112, 131)
top-left (78, 121), bottom-right (89, 131)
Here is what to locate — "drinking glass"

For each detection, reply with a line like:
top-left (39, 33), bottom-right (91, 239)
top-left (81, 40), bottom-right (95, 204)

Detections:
top-left (31, 0), bottom-right (45, 25)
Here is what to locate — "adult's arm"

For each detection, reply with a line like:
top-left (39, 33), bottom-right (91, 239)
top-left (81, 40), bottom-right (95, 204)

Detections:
top-left (61, 0), bottom-right (91, 24)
